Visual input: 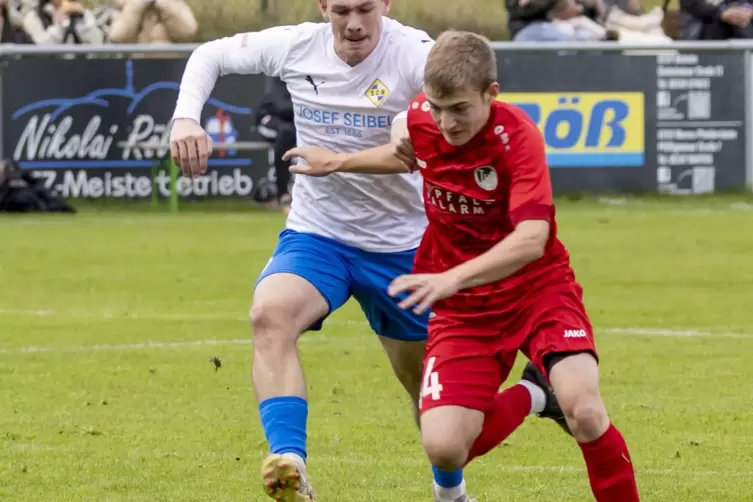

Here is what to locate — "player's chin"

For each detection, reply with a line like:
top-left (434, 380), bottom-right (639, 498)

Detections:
top-left (442, 131), bottom-right (471, 146)
top-left (344, 37), bottom-right (371, 54)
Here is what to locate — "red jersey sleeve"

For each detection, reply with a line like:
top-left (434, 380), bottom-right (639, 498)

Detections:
top-left (504, 117), bottom-right (553, 227)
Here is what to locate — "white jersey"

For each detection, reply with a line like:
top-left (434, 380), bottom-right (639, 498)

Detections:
top-left (173, 18), bottom-right (433, 252)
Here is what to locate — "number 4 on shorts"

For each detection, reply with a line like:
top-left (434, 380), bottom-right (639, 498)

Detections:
top-left (420, 356), bottom-right (443, 405)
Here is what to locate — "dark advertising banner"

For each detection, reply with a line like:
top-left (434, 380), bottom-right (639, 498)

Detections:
top-left (2, 57), bottom-right (272, 199)
top-left (1, 51), bottom-right (748, 197)
top-left (495, 50), bottom-right (747, 194)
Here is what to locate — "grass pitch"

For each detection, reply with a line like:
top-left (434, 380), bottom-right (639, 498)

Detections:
top-left (1, 196), bottom-right (752, 501)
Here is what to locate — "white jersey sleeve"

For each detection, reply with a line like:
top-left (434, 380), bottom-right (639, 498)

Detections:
top-left (172, 25), bottom-right (300, 122)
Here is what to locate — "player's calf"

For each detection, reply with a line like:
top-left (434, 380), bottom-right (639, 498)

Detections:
top-left (250, 273), bottom-right (329, 400)
top-left (251, 274), bottom-right (330, 499)
top-left (421, 406), bottom-right (479, 502)
top-left (548, 352), bottom-right (640, 502)
top-left (378, 336), bottom-right (425, 426)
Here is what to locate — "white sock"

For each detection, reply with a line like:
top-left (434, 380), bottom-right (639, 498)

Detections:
top-left (434, 479), bottom-right (466, 501)
top-left (282, 453), bottom-right (306, 475)
top-left (519, 380), bottom-right (547, 415)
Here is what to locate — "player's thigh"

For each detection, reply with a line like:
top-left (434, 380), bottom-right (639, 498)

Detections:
top-left (520, 285), bottom-right (600, 410)
top-left (350, 248), bottom-right (429, 343)
top-left (252, 229), bottom-right (352, 336)
top-left (419, 332), bottom-right (510, 456)
top-left (419, 332), bottom-right (506, 418)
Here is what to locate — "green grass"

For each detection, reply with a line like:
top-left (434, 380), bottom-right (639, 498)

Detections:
top-left (1, 196), bottom-right (753, 501)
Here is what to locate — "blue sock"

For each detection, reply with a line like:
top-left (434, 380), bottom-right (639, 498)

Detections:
top-left (259, 396), bottom-right (308, 462)
top-left (432, 466), bottom-right (464, 488)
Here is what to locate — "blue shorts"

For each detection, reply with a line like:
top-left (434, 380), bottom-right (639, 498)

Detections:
top-left (255, 229), bottom-right (428, 342)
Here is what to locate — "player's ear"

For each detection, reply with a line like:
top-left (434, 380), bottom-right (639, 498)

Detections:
top-left (383, 0), bottom-right (392, 14)
top-left (318, 0), bottom-right (328, 17)
top-left (486, 82), bottom-right (500, 102)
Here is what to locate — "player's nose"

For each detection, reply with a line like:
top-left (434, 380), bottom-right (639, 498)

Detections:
top-left (345, 18), bottom-right (363, 33)
top-left (440, 114), bottom-right (457, 130)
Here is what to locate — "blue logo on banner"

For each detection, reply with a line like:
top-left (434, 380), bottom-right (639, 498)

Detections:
top-left (11, 60), bottom-right (253, 169)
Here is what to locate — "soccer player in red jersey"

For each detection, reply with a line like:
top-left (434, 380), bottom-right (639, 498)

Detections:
top-left (284, 30), bottom-right (640, 502)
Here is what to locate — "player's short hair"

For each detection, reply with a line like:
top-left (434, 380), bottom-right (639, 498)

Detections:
top-left (424, 30), bottom-right (497, 98)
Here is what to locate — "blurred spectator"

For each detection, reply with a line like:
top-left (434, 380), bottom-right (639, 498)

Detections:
top-left (1, 0), bottom-right (32, 43)
top-left (509, 0), bottom-right (671, 41)
top-left (109, 0), bottom-right (197, 44)
top-left (679, 0), bottom-right (753, 39)
top-left (255, 77), bottom-right (296, 214)
top-left (605, 4), bottom-right (673, 41)
top-left (21, 0), bottom-right (104, 44)
top-left (91, 4), bottom-right (118, 41)
top-left (508, 0), bottom-right (612, 41)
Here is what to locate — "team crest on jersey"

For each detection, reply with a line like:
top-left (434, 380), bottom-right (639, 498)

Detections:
top-left (365, 78), bottom-right (390, 107)
top-left (474, 166), bottom-right (498, 191)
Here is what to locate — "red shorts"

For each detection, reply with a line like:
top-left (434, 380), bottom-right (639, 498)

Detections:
top-left (419, 282), bottom-right (598, 414)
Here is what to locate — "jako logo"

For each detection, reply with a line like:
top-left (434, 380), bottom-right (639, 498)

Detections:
top-left (497, 93), bottom-right (645, 168)
top-left (564, 329), bottom-right (587, 338)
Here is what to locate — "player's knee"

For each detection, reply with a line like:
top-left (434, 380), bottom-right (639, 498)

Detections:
top-left (420, 410), bottom-right (478, 470)
top-left (565, 393), bottom-right (610, 441)
top-left (249, 301), bottom-right (297, 351)
top-left (422, 435), bottom-right (469, 471)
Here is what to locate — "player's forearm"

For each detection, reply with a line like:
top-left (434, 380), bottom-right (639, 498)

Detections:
top-left (448, 223), bottom-right (549, 290)
top-left (336, 144), bottom-right (411, 175)
top-left (172, 39), bottom-right (229, 122)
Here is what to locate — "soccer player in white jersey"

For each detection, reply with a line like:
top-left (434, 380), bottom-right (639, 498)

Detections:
top-left (169, 1), bottom-right (473, 501)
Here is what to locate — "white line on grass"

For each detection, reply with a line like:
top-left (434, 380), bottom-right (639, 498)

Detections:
top-left (329, 455), bottom-right (753, 478)
top-left (0, 308), bottom-right (751, 355)
top-left (603, 327), bottom-right (752, 338)
top-left (2, 308), bottom-right (751, 337)
top-left (0, 338), bottom-right (255, 354)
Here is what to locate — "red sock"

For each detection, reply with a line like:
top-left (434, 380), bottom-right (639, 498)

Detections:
top-left (579, 424), bottom-right (640, 501)
top-left (465, 384), bottom-right (531, 464)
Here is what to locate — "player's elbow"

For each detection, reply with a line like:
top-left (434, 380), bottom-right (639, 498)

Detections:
top-left (516, 220), bottom-right (550, 261)
top-left (390, 116), bottom-right (408, 142)
top-left (526, 236), bottom-right (547, 261)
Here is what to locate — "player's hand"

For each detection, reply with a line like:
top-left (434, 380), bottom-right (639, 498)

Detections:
top-left (283, 147), bottom-right (342, 177)
top-left (721, 6), bottom-right (752, 26)
top-left (169, 118), bottom-right (213, 178)
top-left (393, 137), bottom-right (416, 170)
top-left (60, 1), bottom-right (86, 15)
top-left (387, 273), bottom-right (461, 315)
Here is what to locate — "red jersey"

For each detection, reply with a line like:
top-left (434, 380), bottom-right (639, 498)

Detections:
top-left (407, 94), bottom-right (576, 317)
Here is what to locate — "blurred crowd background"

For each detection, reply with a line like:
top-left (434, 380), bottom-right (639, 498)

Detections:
top-left (2, 0), bottom-right (753, 47)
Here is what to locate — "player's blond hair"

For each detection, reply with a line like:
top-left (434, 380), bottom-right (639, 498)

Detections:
top-left (424, 30), bottom-right (497, 98)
